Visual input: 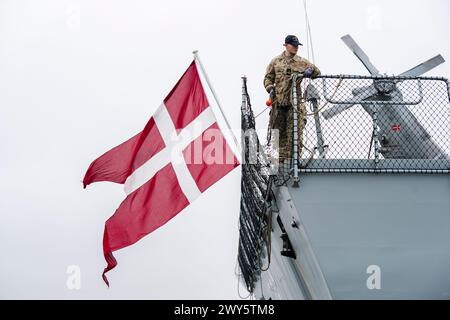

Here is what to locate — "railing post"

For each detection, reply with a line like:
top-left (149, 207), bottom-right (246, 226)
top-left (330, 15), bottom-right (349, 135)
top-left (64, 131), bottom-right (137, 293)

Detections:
top-left (292, 74), bottom-right (300, 187)
top-left (372, 103), bottom-right (380, 168)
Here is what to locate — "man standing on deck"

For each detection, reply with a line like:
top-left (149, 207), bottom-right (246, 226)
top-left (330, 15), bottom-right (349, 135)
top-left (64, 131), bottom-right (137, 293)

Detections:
top-left (264, 35), bottom-right (321, 162)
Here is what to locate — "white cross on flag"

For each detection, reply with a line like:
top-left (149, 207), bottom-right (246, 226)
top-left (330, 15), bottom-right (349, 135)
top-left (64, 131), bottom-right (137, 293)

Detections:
top-left (83, 61), bottom-right (239, 286)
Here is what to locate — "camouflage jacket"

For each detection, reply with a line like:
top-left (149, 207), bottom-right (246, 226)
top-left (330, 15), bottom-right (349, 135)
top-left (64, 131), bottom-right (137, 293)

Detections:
top-left (264, 51), bottom-right (321, 106)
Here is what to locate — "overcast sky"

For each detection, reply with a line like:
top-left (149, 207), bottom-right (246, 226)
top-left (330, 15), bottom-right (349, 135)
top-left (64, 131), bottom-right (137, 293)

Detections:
top-left (0, 0), bottom-right (449, 299)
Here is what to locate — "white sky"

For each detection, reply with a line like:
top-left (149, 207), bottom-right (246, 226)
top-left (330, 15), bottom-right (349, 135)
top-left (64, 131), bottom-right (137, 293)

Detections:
top-left (0, 0), bottom-right (449, 299)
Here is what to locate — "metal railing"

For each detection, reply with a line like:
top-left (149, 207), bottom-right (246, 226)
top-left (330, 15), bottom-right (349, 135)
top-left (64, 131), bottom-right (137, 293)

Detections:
top-left (278, 74), bottom-right (450, 175)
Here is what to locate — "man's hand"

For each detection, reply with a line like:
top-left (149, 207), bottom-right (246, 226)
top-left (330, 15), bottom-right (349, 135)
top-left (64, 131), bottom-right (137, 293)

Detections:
top-left (266, 84), bottom-right (275, 94)
top-left (303, 67), bottom-right (314, 78)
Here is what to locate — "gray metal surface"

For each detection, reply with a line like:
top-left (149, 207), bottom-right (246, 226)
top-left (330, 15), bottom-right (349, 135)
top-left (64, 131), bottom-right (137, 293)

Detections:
top-left (287, 172), bottom-right (450, 299)
top-left (253, 186), bottom-right (332, 300)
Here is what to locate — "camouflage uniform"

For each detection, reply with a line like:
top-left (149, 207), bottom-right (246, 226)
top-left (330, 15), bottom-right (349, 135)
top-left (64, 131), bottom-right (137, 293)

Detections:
top-left (264, 51), bottom-right (321, 161)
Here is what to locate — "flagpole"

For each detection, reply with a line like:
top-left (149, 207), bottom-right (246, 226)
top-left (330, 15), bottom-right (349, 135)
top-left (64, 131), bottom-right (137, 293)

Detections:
top-left (192, 50), bottom-right (241, 154)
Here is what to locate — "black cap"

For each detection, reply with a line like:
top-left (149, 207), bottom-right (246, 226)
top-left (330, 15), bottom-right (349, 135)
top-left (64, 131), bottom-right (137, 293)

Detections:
top-left (285, 35), bottom-right (303, 47)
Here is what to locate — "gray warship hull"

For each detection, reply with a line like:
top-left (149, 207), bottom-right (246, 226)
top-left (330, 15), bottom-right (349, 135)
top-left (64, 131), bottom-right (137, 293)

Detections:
top-left (238, 40), bottom-right (450, 298)
top-left (253, 169), bottom-right (450, 299)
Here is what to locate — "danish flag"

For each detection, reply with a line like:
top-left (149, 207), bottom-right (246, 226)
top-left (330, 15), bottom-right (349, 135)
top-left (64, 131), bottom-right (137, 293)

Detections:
top-left (391, 124), bottom-right (401, 132)
top-left (83, 61), bottom-right (239, 286)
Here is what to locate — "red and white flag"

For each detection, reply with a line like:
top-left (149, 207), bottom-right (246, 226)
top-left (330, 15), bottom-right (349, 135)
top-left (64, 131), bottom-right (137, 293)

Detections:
top-left (83, 61), bottom-right (239, 286)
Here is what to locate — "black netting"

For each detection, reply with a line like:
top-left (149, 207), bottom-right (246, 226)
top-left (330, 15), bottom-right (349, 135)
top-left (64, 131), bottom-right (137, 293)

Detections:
top-left (237, 78), bottom-right (273, 294)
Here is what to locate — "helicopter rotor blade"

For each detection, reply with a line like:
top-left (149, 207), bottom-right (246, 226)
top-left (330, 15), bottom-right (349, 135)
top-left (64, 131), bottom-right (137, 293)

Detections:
top-left (322, 86), bottom-right (378, 120)
top-left (352, 84), bottom-right (373, 96)
top-left (398, 54), bottom-right (445, 77)
top-left (341, 34), bottom-right (380, 76)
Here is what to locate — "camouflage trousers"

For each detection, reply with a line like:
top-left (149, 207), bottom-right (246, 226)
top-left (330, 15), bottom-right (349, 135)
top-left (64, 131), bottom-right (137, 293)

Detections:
top-left (268, 103), bottom-right (306, 162)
